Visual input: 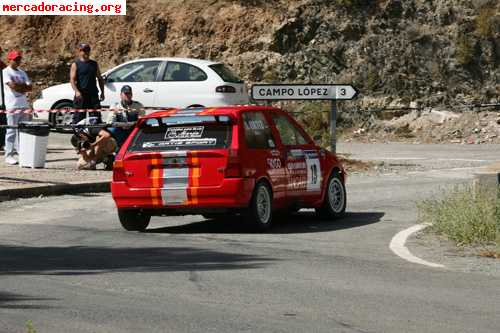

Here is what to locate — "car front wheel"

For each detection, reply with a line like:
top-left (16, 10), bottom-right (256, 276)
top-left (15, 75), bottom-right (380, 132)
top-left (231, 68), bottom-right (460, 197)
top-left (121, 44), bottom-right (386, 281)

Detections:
top-left (245, 181), bottom-right (273, 232)
top-left (50, 101), bottom-right (74, 130)
top-left (316, 171), bottom-right (346, 220)
top-left (118, 209), bottom-right (151, 231)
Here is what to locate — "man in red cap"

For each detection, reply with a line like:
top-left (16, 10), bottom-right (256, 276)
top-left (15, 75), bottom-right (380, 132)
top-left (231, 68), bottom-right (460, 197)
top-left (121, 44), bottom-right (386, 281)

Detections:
top-left (2, 50), bottom-right (32, 165)
top-left (70, 43), bottom-right (104, 124)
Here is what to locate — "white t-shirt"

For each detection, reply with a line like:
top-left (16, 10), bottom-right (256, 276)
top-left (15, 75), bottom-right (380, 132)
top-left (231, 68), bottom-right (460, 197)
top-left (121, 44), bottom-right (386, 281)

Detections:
top-left (107, 101), bottom-right (144, 123)
top-left (2, 66), bottom-right (31, 109)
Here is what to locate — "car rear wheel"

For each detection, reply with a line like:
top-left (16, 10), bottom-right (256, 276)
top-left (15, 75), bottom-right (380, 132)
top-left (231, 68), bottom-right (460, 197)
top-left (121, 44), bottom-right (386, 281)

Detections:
top-left (245, 181), bottom-right (273, 232)
top-left (50, 101), bottom-right (74, 130)
top-left (118, 209), bottom-right (151, 231)
top-left (316, 171), bottom-right (346, 220)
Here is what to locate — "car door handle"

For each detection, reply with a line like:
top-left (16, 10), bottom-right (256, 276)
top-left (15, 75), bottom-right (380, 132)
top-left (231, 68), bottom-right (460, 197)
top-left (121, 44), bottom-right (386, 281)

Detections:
top-left (143, 88), bottom-right (154, 93)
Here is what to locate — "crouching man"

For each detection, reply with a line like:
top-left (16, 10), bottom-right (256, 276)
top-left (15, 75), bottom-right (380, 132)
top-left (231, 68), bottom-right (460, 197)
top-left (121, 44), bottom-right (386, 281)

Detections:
top-left (71, 118), bottom-right (117, 170)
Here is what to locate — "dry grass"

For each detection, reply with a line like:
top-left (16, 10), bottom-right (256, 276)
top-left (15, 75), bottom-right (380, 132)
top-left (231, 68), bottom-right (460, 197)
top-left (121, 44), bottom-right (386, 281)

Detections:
top-left (417, 184), bottom-right (500, 256)
top-left (337, 154), bottom-right (378, 173)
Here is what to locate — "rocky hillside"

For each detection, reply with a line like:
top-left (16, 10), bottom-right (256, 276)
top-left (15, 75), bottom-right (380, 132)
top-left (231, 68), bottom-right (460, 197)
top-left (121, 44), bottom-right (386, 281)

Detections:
top-left (0, 0), bottom-right (499, 109)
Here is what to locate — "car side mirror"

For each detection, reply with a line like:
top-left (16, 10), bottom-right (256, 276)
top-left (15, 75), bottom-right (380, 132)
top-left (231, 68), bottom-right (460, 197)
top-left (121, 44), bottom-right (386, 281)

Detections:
top-left (102, 74), bottom-right (108, 82)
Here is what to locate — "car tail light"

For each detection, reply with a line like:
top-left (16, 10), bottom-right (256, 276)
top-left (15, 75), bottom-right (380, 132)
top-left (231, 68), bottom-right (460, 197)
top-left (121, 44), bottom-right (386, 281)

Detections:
top-left (113, 160), bottom-right (127, 182)
top-left (224, 149), bottom-right (242, 178)
top-left (216, 85), bottom-right (236, 93)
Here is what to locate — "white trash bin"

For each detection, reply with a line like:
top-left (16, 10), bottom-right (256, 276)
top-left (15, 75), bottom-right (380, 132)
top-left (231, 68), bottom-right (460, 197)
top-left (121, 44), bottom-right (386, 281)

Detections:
top-left (18, 122), bottom-right (50, 168)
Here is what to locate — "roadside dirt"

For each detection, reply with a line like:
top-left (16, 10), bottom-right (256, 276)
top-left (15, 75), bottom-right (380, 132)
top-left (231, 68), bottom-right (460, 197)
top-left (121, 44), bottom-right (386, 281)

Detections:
top-left (408, 230), bottom-right (500, 276)
top-left (341, 109), bottom-right (500, 144)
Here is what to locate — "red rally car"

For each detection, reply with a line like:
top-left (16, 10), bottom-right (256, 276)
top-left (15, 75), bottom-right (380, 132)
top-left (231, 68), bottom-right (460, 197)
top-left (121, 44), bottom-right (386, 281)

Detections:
top-left (111, 105), bottom-right (346, 232)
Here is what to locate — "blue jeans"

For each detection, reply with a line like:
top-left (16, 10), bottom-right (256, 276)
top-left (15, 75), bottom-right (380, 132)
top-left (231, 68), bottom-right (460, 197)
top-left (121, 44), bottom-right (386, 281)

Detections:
top-left (5, 112), bottom-right (31, 159)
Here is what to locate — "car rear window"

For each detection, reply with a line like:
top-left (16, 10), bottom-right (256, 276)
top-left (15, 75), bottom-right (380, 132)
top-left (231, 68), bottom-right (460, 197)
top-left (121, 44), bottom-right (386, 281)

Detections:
top-left (127, 116), bottom-right (232, 152)
top-left (209, 64), bottom-right (243, 83)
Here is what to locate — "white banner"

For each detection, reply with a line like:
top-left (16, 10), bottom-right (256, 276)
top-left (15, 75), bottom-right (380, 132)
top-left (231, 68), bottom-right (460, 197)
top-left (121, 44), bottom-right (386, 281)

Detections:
top-left (0, 0), bottom-right (126, 15)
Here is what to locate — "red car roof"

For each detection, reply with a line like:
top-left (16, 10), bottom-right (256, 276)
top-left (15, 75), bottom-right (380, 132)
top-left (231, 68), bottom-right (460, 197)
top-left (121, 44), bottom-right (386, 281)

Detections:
top-left (143, 105), bottom-right (283, 119)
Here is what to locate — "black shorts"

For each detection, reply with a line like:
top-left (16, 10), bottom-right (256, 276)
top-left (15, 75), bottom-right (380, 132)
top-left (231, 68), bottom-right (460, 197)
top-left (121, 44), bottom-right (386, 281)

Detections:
top-left (72, 94), bottom-right (102, 124)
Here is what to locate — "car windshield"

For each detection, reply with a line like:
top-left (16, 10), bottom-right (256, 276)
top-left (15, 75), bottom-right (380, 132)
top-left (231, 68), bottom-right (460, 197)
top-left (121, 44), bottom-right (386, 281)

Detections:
top-left (128, 116), bottom-right (232, 152)
top-left (209, 64), bottom-right (243, 83)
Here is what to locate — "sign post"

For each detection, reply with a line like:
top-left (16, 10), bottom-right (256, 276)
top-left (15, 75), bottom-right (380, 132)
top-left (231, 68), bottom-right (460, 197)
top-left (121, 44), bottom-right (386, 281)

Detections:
top-left (330, 100), bottom-right (337, 153)
top-left (251, 84), bottom-right (358, 153)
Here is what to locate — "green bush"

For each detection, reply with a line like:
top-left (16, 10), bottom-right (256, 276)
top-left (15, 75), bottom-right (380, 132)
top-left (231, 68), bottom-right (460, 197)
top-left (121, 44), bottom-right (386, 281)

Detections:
top-left (27, 321), bottom-right (37, 333)
top-left (294, 101), bottom-right (331, 147)
top-left (417, 184), bottom-right (500, 247)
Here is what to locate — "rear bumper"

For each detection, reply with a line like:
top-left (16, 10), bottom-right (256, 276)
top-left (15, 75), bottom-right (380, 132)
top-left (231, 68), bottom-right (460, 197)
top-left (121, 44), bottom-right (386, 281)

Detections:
top-left (112, 178), bottom-right (255, 210)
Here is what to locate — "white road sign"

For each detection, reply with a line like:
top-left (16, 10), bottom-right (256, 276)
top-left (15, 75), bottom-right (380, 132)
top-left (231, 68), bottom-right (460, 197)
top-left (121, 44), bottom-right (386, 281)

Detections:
top-left (251, 84), bottom-right (358, 101)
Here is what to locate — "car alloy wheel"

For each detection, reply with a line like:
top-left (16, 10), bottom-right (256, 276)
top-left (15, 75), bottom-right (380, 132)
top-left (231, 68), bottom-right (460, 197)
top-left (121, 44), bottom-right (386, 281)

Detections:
top-left (246, 182), bottom-right (273, 232)
top-left (256, 185), bottom-right (271, 224)
top-left (316, 171), bottom-right (346, 219)
top-left (328, 176), bottom-right (345, 214)
top-left (54, 110), bottom-right (74, 127)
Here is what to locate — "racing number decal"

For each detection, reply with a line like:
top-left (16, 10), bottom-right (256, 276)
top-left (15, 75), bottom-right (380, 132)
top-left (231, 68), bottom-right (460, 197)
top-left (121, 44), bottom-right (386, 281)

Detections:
top-left (310, 164), bottom-right (318, 184)
top-left (305, 151), bottom-right (321, 192)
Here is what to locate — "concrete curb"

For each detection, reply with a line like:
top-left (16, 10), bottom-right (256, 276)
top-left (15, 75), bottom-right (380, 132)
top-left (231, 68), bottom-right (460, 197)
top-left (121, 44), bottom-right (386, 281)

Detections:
top-left (0, 181), bottom-right (110, 202)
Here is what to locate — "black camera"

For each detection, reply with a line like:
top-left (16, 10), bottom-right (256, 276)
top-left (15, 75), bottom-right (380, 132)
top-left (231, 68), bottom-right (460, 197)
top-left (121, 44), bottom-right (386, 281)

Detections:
top-left (71, 134), bottom-right (91, 150)
top-left (77, 140), bottom-right (91, 150)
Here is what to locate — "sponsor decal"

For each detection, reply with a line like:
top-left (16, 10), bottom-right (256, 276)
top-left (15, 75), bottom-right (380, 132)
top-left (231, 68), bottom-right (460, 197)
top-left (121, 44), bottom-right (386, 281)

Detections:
top-left (142, 126), bottom-right (216, 148)
top-left (165, 126), bottom-right (204, 139)
top-left (267, 158), bottom-right (282, 169)
top-left (143, 138), bottom-right (216, 148)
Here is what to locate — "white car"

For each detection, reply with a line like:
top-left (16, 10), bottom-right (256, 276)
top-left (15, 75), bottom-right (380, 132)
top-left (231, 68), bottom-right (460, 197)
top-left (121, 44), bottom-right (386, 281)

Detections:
top-left (33, 57), bottom-right (249, 127)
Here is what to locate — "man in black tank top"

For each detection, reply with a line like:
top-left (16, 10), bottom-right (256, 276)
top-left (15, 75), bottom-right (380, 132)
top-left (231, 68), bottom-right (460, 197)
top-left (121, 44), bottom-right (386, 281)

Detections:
top-left (70, 43), bottom-right (105, 124)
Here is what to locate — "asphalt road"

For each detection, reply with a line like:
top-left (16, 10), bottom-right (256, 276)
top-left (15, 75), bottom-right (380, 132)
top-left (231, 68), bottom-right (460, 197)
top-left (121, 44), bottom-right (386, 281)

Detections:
top-left (0, 143), bottom-right (499, 333)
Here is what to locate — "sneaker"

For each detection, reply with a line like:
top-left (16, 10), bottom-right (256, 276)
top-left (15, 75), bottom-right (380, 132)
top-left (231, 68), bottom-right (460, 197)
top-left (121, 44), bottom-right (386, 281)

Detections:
top-left (5, 156), bottom-right (18, 165)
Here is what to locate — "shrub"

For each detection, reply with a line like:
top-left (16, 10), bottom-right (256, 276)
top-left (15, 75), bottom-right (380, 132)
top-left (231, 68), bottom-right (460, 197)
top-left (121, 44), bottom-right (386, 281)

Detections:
top-left (417, 184), bottom-right (500, 247)
top-left (366, 63), bottom-right (379, 91)
top-left (27, 321), bottom-right (37, 333)
top-left (455, 34), bottom-right (475, 66)
top-left (294, 101), bottom-right (331, 147)
top-left (475, 6), bottom-right (495, 38)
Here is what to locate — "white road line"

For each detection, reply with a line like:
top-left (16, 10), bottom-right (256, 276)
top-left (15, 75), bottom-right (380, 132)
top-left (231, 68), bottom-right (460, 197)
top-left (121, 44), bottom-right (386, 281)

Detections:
top-left (435, 158), bottom-right (489, 162)
top-left (389, 224), bottom-right (445, 268)
top-left (361, 157), bottom-right (426, 161)
top-left (351, 157), bottom-right (492, 162)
